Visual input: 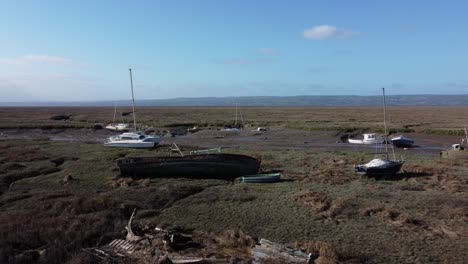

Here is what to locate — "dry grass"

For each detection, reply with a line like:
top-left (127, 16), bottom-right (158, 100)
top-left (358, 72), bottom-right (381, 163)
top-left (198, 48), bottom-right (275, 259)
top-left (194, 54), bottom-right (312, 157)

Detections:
top-left (0, 106), bottom-right (467, 263)
top-left (1, 106), bottom-right (467, 134)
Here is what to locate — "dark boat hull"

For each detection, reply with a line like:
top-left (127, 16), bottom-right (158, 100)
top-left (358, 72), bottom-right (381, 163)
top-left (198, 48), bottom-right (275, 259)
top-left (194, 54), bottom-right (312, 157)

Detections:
top-left (355, 161), bottom-right (404, 176)
top-left (117, 154), bottom-right (260, 179)
top-left (391, 139), bottom-right (414, 148)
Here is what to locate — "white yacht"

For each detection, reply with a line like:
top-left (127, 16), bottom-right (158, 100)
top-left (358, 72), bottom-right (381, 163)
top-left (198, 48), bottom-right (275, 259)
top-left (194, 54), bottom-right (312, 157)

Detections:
top-left (104, 131), bottom-right (160, 148)
top-left (104, 69), bottom-right (161, 149)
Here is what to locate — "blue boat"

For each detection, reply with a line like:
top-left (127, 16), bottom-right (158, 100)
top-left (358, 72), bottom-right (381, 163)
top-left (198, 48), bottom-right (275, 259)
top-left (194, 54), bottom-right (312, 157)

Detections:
top-left (242, 173), bottom-right (281, 183)
top-left (391, 135), bottom-right (414, 148)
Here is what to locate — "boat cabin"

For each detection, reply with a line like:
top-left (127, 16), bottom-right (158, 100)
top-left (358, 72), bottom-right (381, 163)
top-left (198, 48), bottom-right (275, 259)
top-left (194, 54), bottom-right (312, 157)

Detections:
top-left (363, 133), bottom-right (377, 140)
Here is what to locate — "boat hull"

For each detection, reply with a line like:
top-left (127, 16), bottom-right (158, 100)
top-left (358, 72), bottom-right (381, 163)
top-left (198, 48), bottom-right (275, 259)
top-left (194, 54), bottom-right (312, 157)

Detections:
top-left (391, 137), bottom-right (414, 148)
top-left (104, 141), bottom-right (155, 148)
top-left (117, 154), bottom-right (261, 179)
top-left (348, 139), bottom-right (385, 144)
top-left (391, 139), bottom-right (414, 148)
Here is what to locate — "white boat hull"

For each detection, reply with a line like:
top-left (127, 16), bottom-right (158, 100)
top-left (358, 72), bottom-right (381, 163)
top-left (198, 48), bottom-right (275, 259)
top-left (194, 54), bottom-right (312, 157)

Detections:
top-left (348, 138), bottom-right (384, 144)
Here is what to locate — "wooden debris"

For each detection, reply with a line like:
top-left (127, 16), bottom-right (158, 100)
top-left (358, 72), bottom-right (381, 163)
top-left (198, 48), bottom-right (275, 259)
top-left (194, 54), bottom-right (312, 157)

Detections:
top-left (125, 208), bottom-right (148, 242)
top-left (83, 208), bottom-right (208, 263)
top-left (252, 239), bottom-right (313, 264)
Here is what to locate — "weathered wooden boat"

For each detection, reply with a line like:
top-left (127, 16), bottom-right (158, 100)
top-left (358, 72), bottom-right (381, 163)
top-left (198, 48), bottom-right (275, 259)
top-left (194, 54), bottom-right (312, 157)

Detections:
top-left (391, 135), bottom-right (414, 148)
top-left (117, 154), bottom-right (260, 179)
top-left (242, 172), bottom-right (281, 183)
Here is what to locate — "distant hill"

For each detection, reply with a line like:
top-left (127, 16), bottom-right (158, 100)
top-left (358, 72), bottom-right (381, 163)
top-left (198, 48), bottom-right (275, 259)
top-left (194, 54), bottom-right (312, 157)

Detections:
top-left (2, 95), bottom-right (468, 107)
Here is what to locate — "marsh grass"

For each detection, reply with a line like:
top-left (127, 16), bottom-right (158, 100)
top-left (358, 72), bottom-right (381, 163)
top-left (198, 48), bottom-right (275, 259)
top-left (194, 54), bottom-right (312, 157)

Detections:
top-left (0, 138), bottom-right (467, 263)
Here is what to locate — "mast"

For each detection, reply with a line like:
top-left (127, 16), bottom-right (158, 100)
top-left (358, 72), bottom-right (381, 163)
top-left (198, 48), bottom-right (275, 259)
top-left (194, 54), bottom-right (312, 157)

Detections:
top-left (129, 68), bottom-right (137, 132)
top-left (112, 102), bottom-right (117, 123)
top-left (235, 103), bottom-right (238, 126)
top-left (382, 87), bottom-right (389, 159)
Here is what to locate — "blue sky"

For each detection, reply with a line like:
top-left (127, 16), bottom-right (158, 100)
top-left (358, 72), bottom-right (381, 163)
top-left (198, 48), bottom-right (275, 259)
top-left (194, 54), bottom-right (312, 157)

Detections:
top-left (1, 0), bottom-right (467, 101)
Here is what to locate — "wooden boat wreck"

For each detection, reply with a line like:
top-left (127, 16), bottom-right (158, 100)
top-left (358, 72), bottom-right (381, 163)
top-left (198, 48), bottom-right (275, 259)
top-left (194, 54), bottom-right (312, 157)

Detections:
top-left (242, 172), bottom-right (281, 183)
top-left (117, 153), bottom-right (260, 179)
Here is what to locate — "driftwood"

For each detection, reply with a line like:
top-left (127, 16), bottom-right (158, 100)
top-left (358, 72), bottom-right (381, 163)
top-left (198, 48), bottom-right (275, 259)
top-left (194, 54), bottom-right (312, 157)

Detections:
top-left (252, 239), bottom-right (313, 264)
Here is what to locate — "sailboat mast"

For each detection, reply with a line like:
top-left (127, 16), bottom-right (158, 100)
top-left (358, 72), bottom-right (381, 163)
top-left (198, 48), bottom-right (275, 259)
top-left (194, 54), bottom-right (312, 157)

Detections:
top-left (113, 103), bottom-right (117, 123)
top-left (235, 103), bottom-right (238, 126)
top-left (382, 87), bottom-right (389, 158)
top-left (129, 68), bottom-right (137, 132)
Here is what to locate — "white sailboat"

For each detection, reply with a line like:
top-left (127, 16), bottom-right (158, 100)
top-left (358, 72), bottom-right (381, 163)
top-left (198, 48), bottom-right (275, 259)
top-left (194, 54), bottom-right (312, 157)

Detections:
top-left (105, 103), bottom-right (129, 131)
top-left (355, 88), bottom-right (404, 176)
top-left (223, 103), bottom-right (242, 131)
top-left (104, 69), bottom-right (161, 148)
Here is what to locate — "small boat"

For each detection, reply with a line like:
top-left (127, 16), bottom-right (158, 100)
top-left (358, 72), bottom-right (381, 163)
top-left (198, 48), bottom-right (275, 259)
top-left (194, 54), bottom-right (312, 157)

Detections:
top-left (104, 132), bottom-right (161, 148)
top-left (222, 103), bottom-right (243, 131)
top-left (441, 129), bottom-right (468, 159)
top-left (348, 133), bottom-right (385, 144)
top-left (106, 123), bottom-right (130, 131)
top-left (105, 69), bottom-right (160, 148)
top-left (355, 88), bottom-right (404, 176)
top-left (391, 135), bottom-right (414, 148)
top-left (355, 158), bottom-right (404, 176)
top-left (242, 173), bottom-right (281, 183)
top-left (117, 154), bottom-right (260, 179)
top-left (106, 103), bottom-right (129, 131)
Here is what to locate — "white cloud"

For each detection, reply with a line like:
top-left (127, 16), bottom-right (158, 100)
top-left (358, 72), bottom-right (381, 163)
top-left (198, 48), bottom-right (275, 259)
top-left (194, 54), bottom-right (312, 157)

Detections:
top-left (0, 54), bottom-right (74, 67)
top-left (258, 48), bottom-right (277, 55)
top-left (303, 25), bottom-right (357, 40)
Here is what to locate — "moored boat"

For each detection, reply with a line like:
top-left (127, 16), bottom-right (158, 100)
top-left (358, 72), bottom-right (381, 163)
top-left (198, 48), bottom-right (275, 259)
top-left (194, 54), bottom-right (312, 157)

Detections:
top-left (106, 123), bottom-right (130, 131)
top-left (117, 154), bottom-right (260, 179)
top-left (104, 132), bottom-right (160, 148)
top-left (391, 135), bottom-right (414, 148)
top-left (348, 133), bottom-right (385, 144)
top-left (242, 173), bottom-right (281, 183)
top-left (355, 88), bottom-right (404, 176)
top-left (355, 158), bottom-right (404, 176)
top-left (104, 69), bottom-right (160, 149)
top-left (106, 103), bottom-right (129, 131)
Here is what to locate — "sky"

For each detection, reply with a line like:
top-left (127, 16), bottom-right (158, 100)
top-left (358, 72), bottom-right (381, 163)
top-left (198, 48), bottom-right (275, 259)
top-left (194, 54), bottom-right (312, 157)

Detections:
top-left (1, 0), bottom-right (468, 102)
